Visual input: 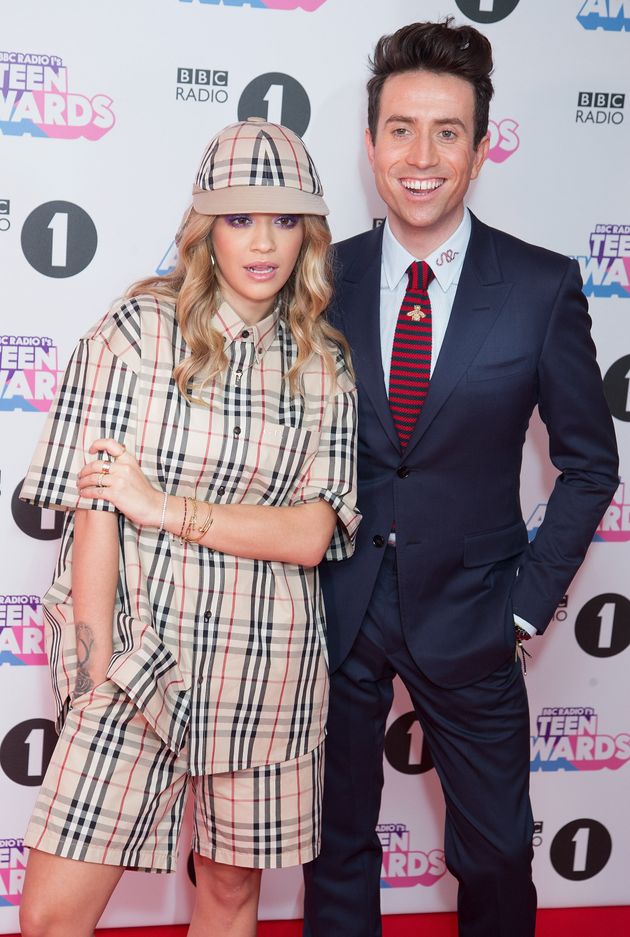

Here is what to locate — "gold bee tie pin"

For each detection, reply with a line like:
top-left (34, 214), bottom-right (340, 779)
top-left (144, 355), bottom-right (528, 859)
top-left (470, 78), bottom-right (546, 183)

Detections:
top-left (406, 305), bottom-right (426, 321)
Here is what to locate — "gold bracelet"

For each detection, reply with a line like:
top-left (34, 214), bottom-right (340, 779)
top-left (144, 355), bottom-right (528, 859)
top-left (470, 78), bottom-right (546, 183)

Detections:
top-left (178, 496), bottom-right (189, 542)
top-left (184, 497), bottom-right (198, 543)
top-left (187, 504), bottom-right (214, 543)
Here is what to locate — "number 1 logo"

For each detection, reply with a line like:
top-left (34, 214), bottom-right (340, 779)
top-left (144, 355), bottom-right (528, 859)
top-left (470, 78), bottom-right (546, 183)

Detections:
top-left (454, 0), bottom-right (520, 23)
top-left (238, 72), bottom-right (311, 137)
top-left (21, 200), bottom-right (98, 278)
top-left (0, 718), bottom-right (57, 786)
top-left (575, 593), bottom-right (630, 658)
top-left (604, 355), bottom-right (630, 423)
top-left (550, 819), bottom-right (612, 881)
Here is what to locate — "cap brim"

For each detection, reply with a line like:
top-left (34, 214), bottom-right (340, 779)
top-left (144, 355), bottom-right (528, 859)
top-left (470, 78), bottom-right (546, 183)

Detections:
top-left (193, 184), bottom-right (329, 216)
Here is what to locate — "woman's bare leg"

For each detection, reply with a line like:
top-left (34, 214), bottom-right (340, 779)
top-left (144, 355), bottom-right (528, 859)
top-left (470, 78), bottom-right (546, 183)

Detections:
top-left (188, 853), bottom-right (262, 937)
top-left (20, 849), bottom-right (124, 937)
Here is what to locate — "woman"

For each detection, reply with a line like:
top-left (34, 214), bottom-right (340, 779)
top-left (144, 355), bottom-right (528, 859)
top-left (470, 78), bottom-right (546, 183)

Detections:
top-left (19, 117), bottom-right (359, 937)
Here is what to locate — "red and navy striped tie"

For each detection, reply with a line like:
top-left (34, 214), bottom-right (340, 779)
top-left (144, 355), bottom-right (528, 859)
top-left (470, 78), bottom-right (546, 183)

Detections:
top-left (388, 260), bottom-right (435, 448)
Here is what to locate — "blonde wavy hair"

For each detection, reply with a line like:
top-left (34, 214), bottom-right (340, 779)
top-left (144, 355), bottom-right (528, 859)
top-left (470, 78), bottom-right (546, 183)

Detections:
top-left (127, 207), bottom-right (352, 400)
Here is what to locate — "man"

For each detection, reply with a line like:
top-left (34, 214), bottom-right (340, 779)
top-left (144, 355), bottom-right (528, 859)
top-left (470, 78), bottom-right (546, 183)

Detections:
top-left (303, 18), bottom-right (618, 937)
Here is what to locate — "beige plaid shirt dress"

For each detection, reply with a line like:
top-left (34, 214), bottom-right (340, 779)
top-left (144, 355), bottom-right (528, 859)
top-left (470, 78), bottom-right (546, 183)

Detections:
top-left (22, 295), bottom-right (360, 779)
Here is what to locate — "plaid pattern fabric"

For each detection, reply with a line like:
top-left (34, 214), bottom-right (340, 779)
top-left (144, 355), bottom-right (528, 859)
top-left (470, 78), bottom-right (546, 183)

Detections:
top-left (25, 680), bottom-right (323, 871)
top-left (21, 295), bottom-right (359, 775)
top-left (389, 261), bottom-right (435, 447)
top-left (195, 120), bottom-right (324, 197)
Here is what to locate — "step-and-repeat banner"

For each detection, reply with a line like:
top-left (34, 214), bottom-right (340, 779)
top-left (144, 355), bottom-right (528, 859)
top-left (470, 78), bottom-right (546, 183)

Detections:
top-left (1, 0), bottom-right (629, 929)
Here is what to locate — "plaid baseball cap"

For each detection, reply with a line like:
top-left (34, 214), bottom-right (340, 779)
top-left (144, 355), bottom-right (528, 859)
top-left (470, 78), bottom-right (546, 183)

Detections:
top-left (193, 117), bottom-right (328, 216)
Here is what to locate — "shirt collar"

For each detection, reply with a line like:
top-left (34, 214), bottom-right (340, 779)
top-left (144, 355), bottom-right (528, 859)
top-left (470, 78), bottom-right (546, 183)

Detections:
top-left (213, 299), bottom-right (281, 354)
top-left (381, 208), bottom-right (472, 293)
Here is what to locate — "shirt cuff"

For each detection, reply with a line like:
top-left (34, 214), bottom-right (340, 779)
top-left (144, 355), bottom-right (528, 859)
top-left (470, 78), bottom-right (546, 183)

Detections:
top-left (513, 614), bottom-right (537, 637)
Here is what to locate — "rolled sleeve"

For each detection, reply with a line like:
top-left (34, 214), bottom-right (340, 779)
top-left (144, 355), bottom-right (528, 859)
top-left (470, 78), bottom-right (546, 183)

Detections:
top-left (291, 385), bottom-right (361, 561)
top-left (20, 304), bottom-right (140, 512)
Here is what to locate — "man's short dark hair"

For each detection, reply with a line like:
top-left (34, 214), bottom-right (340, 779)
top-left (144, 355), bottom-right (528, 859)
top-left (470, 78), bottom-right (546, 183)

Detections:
top-left (367, 18), bottom-right (494, 149)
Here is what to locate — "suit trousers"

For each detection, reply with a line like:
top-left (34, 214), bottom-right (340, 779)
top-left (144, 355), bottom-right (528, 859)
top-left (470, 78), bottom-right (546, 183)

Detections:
top-left (304, 546), bottom-right (537, 937)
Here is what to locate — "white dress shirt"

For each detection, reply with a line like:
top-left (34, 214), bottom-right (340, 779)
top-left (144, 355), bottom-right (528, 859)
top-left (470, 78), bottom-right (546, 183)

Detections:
top-left (379, 210), bottom-right (536, 636)
top-left (380, 209), bottom-right (471, 383)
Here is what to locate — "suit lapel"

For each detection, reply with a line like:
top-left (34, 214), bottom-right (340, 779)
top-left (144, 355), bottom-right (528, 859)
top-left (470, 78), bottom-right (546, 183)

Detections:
top-left (404, 215), bottom-right (513, 456)
top-left (339, 226), bottom-right (400, 451)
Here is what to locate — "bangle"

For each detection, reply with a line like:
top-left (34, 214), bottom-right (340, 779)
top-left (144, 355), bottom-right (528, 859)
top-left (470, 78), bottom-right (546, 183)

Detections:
top-left (159, 491), bottom-right (169, 532)
top-left (187, 504), bottom-right (214, 543)
top-left (178, 496), bottom-right (189, 542)
top-left (185, 497), bottom-right (198, 542)
top-left (198, 504), bottom-right (214, 536)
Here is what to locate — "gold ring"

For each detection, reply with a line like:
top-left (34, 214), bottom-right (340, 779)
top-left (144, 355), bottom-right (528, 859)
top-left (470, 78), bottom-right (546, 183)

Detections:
top-left (101, 462), bottom-right (111, 475)
top-left (98, 471), bottom-right (106, 489)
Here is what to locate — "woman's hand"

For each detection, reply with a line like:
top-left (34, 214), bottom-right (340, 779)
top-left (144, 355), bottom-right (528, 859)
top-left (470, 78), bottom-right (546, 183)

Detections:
top-left (77, 438), bottom-right (163, 528)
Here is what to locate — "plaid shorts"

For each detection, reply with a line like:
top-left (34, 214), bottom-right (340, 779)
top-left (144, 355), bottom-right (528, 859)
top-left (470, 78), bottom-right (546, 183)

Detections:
top-left (24, 681), bottom-right (324, 872)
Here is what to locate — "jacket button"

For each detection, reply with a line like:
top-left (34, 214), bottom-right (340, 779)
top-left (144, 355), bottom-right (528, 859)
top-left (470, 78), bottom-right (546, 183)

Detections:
top-left (397, 466), bottom-right (410, 478)
top-left (372, 534), bottom-right (385, 548)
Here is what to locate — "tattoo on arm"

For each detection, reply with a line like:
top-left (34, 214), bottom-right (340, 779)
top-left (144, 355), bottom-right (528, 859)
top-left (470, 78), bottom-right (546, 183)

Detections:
top-left (72, 621), bottom-right (96, 700)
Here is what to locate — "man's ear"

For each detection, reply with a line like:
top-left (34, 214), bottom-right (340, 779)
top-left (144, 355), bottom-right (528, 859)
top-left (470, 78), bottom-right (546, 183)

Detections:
top-left (471, 131), bottom-right (490, 180)
top-left (365, 127), bottom-right (376, 171)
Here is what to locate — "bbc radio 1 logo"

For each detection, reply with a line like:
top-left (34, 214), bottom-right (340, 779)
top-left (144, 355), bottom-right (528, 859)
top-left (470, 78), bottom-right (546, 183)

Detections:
top-left (575, 593), bottom-right (630, 658)
top-left (378, 824), bottom-right (446, 889)
top-left (0, 595), bottom-right (46, 666)
top-left (0, 51), bottom-right (114, 140)
top-left (576, 91), bottom-right (625, 125)
top-left (487, 117), bottom-right (519, 163)
top-left (577, 0), bottom-right (630, 31)
top-left (0, 335), bottom-right (61, 412)
top-left (176, 67), bottom-right (228, 104)
top-left (574, 224), bottom-right (630, 298)
top-left (11, 477), bottom-right (64, 542)
top-left (455, 0), bottom-right (520, 23)
top-left (0, 839), bottom-right (26, 908)
top-left (550, 819), bottom-right (612, 881)
top-left (527, 481), bottom-right (630, 542)
top-left (178, 0), bottom-right (328, 9)
top-left (385, 712), bottom-right (434, 775)
top-left (604, 355), bottom-right (630, 422)
top-left (238, 73), bottom-right (310, 136)
top-left (21, 201), bottom-right (98, 278)
top-left (531, 706), bottom-right (630, 772)
top-left (0, 719), bottom-right (57, 787)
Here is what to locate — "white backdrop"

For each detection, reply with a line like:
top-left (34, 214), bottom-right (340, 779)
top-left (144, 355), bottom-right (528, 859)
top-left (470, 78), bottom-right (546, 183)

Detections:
top-left (1, 0), bottom-right (629, 929)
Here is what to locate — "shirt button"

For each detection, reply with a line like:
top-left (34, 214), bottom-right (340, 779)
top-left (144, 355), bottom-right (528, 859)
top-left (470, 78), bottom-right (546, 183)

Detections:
top-left (257, 346), bottom-right (263, 355)
top-left (397, 466), bottom-right (410, 478)
top-left (197, 675), bottom-right (204, 686)
top-left (203, 611), bottom-right (211, 623)
top-left (234, 426), bottom-right (241, 437)
top-left (241, 330), bottom-right (250, 339)
top-left (372, 534), bottom-right (385, 548)
top-left (217, 486), bottom-right (226, 496)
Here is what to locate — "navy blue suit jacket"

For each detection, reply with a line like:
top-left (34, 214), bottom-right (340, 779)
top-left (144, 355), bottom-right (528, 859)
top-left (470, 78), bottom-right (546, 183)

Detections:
top-left (320, 213), bottom-right (619, 686)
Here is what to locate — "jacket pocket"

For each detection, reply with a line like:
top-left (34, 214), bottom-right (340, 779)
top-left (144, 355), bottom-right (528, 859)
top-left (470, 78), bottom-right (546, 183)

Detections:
top-left (466, 354), bottom-right (532, 382)
top-left (463, 520), bottom-right (528, 568)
